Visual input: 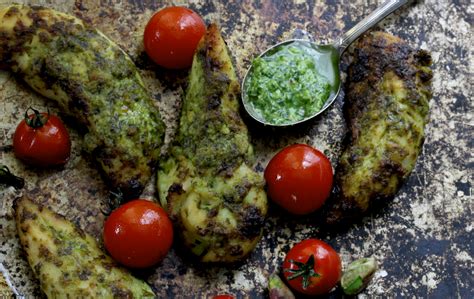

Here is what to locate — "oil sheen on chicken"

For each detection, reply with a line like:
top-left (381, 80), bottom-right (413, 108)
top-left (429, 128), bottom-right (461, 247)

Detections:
top-left (0, 5), bottom-right (165, 199)
top-left (325, 32), bottom-right (433, 224)
top-left (157, 24), bottom-right (268, 263)
top-left (14, 197), bottom-right (155, 298)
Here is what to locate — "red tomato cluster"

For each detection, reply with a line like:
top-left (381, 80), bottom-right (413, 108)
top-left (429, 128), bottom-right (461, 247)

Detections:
top-left (265, 145), bottom-right (341, 295)
top-left (11, 7), bottom-right (346, 297)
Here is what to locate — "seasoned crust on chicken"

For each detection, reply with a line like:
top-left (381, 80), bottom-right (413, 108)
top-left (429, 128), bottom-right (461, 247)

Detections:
top-left (157, 24), bottom-right (268, 263)
top-left (325, 32), bottom-right (432, 224)
top-left (14, 196), bottom-right (155, 298)
top-left (0, 5), bottom-right (165, 199)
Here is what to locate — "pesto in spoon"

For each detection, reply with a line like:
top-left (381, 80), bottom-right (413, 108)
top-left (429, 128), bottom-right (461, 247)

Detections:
top-left (242, 0), bottom-right (409, 126)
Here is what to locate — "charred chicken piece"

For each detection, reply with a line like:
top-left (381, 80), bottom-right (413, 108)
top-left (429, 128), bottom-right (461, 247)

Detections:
top-left (0, 5), bottom-right (165, 199)
top-left (325, 32), bottom-right (432, 224)
top-left (14, 196), bottom-right (155, 298)
top-left (157, 24), bottom-right (268, 263)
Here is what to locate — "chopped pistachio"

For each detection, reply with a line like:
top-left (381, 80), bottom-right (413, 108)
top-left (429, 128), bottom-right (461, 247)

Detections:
top-left (268, 273), bottom-right (295, 299)
top-left (341, 256), bottom-right (378, 295)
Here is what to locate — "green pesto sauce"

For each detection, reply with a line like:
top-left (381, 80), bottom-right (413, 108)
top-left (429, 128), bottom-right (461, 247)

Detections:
top-left (245, 41), bottom-right (338, 125)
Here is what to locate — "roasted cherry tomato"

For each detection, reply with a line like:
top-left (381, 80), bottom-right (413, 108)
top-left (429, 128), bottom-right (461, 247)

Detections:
top-left (103, 199), bottom-right (173, 268)
top-left (264, 144), bottom-right (333, 215)
top-left (283, 239), bottom-right (342, 295)
top-left (144, 6), bottom-right (206, 69)
top-left (13, 107), bottom-right (71, 167)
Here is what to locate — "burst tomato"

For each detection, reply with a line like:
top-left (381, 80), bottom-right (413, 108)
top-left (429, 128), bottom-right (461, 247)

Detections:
top-left (283, 239), bottom-right (342, 295)
top-left (103, 199), bottom-right (173, 268)
top-left (13, 108), bottom-right (71, 167)
top-left (144, 6), bottom-right (206, 69)
top-left (264, 144), bottom-right (333, 215)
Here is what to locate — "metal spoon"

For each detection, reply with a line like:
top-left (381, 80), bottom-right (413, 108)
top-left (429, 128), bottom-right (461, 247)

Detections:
top-left (242, 0), bottom-right (409, 126)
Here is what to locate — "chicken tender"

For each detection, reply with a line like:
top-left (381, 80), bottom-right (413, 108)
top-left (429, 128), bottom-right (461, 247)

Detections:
top-left (157, 24), bottom-right (268, 262)
top-left (0, 5), bottom-right (165, 199)
top-left (325, 32), bottom-right (432, 224)
top-left (14, 196), bottom-right (155, 298)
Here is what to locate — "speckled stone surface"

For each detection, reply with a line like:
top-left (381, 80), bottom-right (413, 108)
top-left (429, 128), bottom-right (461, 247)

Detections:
top-left (0, 0), bottom-right (472, 298)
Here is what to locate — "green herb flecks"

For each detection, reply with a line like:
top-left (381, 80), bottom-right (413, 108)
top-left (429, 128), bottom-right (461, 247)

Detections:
top-left (245, 43), bottom-right (332, 125)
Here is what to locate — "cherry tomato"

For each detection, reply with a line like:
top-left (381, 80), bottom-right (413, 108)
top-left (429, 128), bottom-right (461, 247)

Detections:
top-left (283, 239), bottom-right (342, 295)
top-left (144, 6), bottom-right (206, 69)
top-left (103, 199), bottom-right (173, 268)
top-left (13, 108), bottom-right (71, 167)
top-left (264, 144), bottom-right (333, 215)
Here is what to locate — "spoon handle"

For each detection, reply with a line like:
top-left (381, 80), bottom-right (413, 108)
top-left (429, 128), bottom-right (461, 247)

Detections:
top-left (335, 0), bottom-right (409, 54)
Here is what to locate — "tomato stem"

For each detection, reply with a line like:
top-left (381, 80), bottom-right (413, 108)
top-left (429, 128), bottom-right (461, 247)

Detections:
top-left (0, 165), bottom-right (25, 190)
top-left (285, 255), bottom-right (320, 289)
top-left (24, 107), bottom-right (49, 128)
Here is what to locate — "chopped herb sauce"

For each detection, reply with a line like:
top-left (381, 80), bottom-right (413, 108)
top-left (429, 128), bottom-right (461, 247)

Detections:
top-left (244, 41), bottom-right (338, 125)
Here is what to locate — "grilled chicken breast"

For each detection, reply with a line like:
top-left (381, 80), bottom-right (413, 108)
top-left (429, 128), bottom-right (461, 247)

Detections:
top-left (14, 196), bottom-right (155, 298)
top-left (0, 5), bottom-right (165, 199)
top-left (157, 24), bottom-right (268, 263)
top-left (325, 32), bottom-right (432, 224)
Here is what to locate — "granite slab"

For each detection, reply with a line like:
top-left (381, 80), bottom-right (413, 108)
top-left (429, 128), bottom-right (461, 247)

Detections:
top-left (0, 0), bottom-right (472, 298)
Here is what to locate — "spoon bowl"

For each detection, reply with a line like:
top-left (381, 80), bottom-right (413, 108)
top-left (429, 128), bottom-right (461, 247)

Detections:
top-left (241, 0), bottom-right (409, 127)
top-left (242, 40), bottom-right (340, 126)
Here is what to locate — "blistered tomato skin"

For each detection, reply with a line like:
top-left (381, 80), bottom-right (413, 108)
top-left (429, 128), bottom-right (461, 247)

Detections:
top-left (144, 6), bottom-right (206, 69)
top-left (264, 144), bottom-right (333, 215)
top-left (103, 199), bottom-right (173, 268)
top-left (13, 111), bottom-right (71, 167)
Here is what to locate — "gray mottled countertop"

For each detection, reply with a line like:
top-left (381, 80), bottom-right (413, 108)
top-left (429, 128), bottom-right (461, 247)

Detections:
top-left (0, 0), bottom-right (472, 298)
